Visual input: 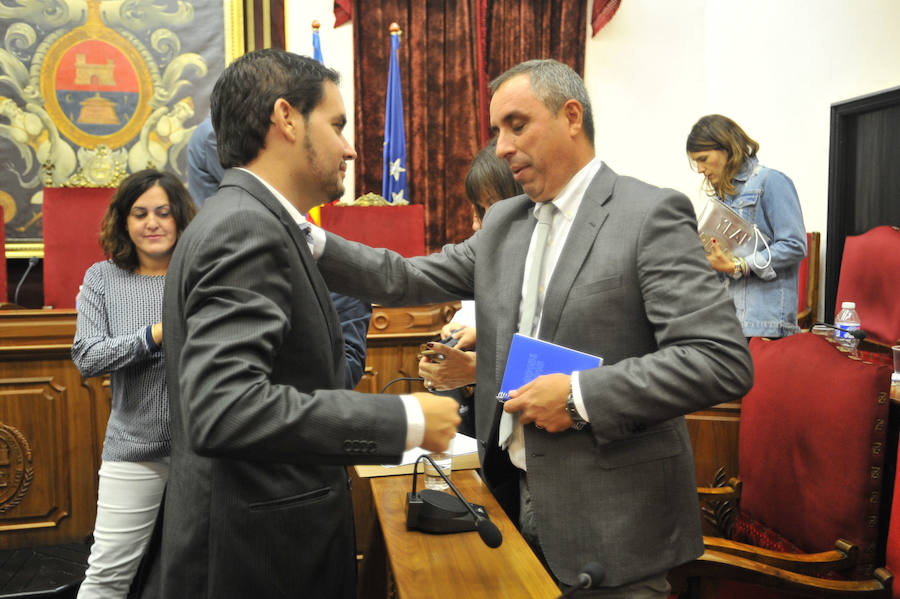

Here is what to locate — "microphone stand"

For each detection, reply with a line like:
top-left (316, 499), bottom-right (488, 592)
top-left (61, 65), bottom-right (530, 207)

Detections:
top-left (409, 454), bottom-right (502, 548)
top-left (13, 256), bottom-right (39, 309)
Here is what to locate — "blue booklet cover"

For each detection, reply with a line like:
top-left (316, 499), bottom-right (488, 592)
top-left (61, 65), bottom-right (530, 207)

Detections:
top-left (497, 333), bottom-right (603, 401)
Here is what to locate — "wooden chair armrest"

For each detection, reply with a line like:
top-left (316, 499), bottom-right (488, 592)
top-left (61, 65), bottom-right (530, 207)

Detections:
top-left (677, 549), bottom-right (892, 598)
top-left (702, 537), bottom-right (858, 576)
top-left (698, 477), bottom-right (742, 501)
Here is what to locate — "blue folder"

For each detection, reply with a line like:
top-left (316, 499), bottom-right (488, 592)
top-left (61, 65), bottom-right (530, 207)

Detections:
top-left (497, 333), bottom-right (603, 401)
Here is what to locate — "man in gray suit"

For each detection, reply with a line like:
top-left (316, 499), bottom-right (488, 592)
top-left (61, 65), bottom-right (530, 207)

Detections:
top-left (315, 59), bottom-right (753, 597)
top-left (145, 49), bottom-right (460, 598)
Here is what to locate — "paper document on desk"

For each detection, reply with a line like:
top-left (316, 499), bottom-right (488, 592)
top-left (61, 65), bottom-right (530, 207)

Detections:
top-left (354, 432), bottom-right (480, 478)
top-left (497, 333), bottom-right (603, 401)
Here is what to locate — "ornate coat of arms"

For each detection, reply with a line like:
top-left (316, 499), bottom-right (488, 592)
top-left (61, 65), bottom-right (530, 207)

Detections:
top-left (0, 0), bottom-right (225, 243)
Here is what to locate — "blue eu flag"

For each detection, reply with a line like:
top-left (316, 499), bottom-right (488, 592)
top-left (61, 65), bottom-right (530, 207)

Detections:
top-left (312, 28), bottom-right (324, 64)
top-left (382, 31), bottom-right (407, 203)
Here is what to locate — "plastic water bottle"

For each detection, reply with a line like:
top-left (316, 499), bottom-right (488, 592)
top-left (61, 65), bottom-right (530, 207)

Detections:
top-left (834, 301), bottom-right (862, 354)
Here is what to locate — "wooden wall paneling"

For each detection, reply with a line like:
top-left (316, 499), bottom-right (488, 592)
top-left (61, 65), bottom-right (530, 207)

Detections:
top-left (0, 310), bottom-right (106, 550)
top-left (0, 377), bottom-right (69, 532)
top-left (686, 401), bottom-right (741, 537)
top-left (686, 401), bottom-right (741, 486)
top-left (0, 304), bottom-right (458, 553)
top-left (361, 303), bottom-right (460, 395)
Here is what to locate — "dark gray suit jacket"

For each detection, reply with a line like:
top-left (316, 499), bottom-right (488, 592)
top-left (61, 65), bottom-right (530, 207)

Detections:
top-left (318, 163), bottom-right (753, 587)
top-left (147, 169), bottom-right (407, 598)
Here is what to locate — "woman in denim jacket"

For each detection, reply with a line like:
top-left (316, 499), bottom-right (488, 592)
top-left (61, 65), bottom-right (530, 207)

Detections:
top-left (687, 114), bottom-right (807, 338)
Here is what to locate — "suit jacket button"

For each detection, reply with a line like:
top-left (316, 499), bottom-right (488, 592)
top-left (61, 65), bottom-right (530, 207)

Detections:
top-left (343, 440), bottom-right (352, 452)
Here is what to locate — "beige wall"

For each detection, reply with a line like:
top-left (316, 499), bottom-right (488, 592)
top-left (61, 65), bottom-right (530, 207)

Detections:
top-left (289, 0), bottom-right (900, 317)
top-left (284, 4), bottom-right (357, 204)
top-left (586, 0), bottom-right (900, 319)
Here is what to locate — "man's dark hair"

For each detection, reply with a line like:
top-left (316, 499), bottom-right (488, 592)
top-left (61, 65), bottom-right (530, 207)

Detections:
top-left (490, 59), bottom-right (595, 146)
top-left (210, 49), bottom-right (341, 169)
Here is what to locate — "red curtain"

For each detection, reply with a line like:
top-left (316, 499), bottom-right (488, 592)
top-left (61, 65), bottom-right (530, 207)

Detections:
top-left (352, 1), bottom-right (482, 252)
top-left (591, 0), bottom-right (621, 37)
top-left (482, 1), bottom-right (586, 81)
top-left (352, 0), bottom-right (587, 252)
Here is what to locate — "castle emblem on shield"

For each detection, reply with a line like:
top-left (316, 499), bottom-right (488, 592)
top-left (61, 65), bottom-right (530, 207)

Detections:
top-left (41, 6), bottom-right (154, 151)
top-left (0, 0), bottom-right (208, 234)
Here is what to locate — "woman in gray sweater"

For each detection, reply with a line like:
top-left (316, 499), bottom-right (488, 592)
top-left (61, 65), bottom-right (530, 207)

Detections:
top-left (72, 169), bottom-right (195, 598)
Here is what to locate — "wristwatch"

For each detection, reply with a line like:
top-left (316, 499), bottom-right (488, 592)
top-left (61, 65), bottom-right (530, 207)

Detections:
top-left (729, 258), bottom-right (744, 280)
top-left (565, 384), bottom-right (587, 430)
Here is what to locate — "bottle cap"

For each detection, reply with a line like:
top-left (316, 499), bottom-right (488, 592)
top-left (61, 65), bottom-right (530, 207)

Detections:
top-left (841, 301), bottom-right (856, 309)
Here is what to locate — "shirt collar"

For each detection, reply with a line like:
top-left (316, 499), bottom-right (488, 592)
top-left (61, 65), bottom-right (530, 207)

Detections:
top-left (733, 156), bottom-right (759, 183)
top-left (537, 156), bottom-right (603, 221)
top-left (236, 167), bottom-right (310, 228)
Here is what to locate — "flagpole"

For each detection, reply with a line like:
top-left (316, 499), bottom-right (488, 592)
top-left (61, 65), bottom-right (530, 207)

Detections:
top-left (308, 19), bottom-right (325, 225)
top-left (382, 22), bottom-right (408, 204)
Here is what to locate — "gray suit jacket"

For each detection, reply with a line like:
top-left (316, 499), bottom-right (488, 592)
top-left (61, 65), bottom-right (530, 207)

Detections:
top-left (147, 169), bottom-right (408, 598)
top-left (318, 163), bottom-right (753, 587)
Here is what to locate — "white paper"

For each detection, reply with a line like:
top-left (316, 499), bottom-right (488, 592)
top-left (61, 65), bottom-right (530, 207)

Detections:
top-left (383, 432), bottom-right (478, 469)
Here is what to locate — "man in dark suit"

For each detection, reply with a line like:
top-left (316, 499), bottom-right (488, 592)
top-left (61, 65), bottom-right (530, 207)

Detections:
top-left (186, 114), bottom-right (372, 390)
top-left (315, 59), bottom-right (753, 596)
top-left (147, 49), bottom-right (460, 598)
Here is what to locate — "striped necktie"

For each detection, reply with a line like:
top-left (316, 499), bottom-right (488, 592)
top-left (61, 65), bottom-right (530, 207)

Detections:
top-left (499, 202), bottom-right (556, 449)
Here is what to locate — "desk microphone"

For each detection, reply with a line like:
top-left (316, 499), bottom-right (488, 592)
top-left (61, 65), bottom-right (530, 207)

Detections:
top-left (557, 562), bottom-right (604, 598)
top-left (812, 321), bottom-right (868, 340)
top-left (406, 454), bottom-right (502, 548)
top-left (13, 256), bottom-right (39, 308)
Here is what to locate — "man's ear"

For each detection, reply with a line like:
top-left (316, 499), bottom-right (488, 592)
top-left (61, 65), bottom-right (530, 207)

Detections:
top-left (562, 99), bottom-right (583, 138)
top-left (271, 98), bottom-right (299, 141)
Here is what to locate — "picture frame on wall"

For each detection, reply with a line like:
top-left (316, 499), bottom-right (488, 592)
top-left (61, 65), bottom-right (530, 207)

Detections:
top-left (0, 0), bottom-right (245, 258)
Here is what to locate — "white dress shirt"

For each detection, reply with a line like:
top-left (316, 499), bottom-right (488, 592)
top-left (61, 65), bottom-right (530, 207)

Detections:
top-left (507, 157), bottom-right (603, 470)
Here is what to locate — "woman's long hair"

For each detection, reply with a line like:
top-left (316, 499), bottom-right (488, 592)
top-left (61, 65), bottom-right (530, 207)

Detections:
top-left (686, 114), bottom-right (759, 198)
top-left (100, 169), bottom-right (196, 271)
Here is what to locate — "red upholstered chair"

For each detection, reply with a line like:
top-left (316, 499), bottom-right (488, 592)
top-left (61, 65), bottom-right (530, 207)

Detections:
top-left (835, 226), bottom-right (900, 350)
top-left (798, 232), bottom-right (820, 330)
top-left (318, 204), bottom-right (426, 257)
top-left (42, 187), bottom-right (112, 309)
top-left (884, 405), bottom-right (900, 598)
top-left (671, 333), bottom-right (894, 598)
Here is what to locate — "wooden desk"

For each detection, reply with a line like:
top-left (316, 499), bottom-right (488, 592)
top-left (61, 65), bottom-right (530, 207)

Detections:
top-left (364, 470), bottom-right (559, 599)
top-left (0, 304), bottom-right (458, 551)
top-left (0, 309), bottom-right (109, 549)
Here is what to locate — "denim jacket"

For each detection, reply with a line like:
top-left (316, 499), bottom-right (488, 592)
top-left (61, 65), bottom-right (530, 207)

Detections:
top-left (719, 157), bottom-right (806, 337)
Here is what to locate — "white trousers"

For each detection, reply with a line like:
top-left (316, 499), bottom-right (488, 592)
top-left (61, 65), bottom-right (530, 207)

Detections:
top-left (77, 459), bottom-right (169, 599)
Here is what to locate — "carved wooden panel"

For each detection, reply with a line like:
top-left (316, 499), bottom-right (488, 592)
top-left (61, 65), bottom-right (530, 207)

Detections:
top-left (0, 309), bottom-right (106, 549)
top-left (686, 401), bottom-right (741, 488)
top-left (687, 401), bottom-right (741, 537)
top-left (0, 377), bottom-right (69, 532)
top-left (361, 303), bottom-right (459, 396)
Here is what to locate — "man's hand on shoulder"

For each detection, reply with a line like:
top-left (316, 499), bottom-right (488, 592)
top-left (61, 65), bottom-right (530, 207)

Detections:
top-left (413, 392), bottom-right (461, 452)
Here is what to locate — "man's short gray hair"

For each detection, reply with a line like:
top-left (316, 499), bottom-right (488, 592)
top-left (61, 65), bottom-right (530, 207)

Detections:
top-left (490, 59), bottom-right (594, 145)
